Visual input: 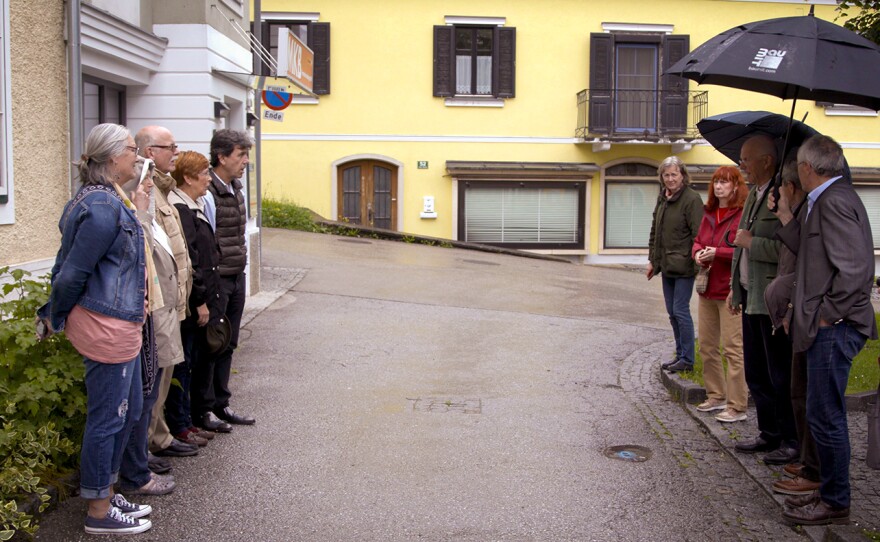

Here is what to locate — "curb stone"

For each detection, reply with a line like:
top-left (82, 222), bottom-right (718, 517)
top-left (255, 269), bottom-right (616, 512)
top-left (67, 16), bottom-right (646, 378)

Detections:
top-left (661, 364), bottom-right (877, 542)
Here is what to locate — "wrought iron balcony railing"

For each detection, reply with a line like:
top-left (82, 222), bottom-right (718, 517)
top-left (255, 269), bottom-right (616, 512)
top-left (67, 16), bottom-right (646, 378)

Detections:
top-left (576, 89), bottom-right (708, 140)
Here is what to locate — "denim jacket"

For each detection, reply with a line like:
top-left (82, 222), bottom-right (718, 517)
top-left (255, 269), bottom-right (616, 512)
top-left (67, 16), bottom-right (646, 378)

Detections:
top-left (42, 184), bottom-right (146, 332)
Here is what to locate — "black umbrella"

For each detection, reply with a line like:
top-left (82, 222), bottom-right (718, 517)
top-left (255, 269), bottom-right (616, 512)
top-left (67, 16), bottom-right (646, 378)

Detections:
top-left (666, 10), bottom-right (879, 211)
top-left (696, 110), bottom-right (818, 164)
top-left (697, 109), bottom-right (852, 179)
top-left (666, 13), bottom-right (880, 110)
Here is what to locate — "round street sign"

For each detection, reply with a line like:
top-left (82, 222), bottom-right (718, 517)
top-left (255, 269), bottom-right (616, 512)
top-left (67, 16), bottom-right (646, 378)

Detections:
top-left (262, 90), bottom-right (293, 111)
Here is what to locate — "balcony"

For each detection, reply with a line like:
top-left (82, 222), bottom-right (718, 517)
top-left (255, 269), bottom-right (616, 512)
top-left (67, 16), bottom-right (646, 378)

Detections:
top-left (576, 89), bottom-right (708, 144)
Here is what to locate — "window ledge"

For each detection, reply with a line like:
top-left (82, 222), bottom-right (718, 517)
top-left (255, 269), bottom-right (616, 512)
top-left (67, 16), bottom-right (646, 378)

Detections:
top-left (823, 106), bottom-right (878, 117)
top-left (445, 97), bottom-right (504, 108)
top-left (292, 95), bottom-right (319, 105)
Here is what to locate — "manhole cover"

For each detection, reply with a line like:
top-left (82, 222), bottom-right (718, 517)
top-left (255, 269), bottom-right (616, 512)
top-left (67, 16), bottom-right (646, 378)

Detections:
top-left (337, 238), bottom-right (373, 244)
top-left (408, 397), bottom-right (482, 414)
top-left (603, 445), bottom-right (652, 462)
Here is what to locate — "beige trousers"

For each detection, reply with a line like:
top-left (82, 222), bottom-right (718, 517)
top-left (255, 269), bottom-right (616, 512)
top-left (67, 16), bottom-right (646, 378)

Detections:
top-left (148, 366), bottom-right (175, 452)
top-left (697, 296), bottom-right (748, 412)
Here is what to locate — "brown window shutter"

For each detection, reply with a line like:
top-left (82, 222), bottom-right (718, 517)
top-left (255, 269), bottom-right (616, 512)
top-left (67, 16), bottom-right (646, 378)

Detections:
top-left (309, 22), bottom-right (331, 95)
top-left (661, 35), bottom-right (689, 134)
top-left (494, 26), bottom-right (516, 98)
top-left (589, 33), bottom-right (614, 134)
top-left (433, 25), bottom-right (454, 97)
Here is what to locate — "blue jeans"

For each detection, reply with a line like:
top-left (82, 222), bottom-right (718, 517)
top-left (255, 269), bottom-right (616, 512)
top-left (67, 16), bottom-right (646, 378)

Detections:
top-left (119, 367), bottom-right (161, 490)
top-left (661, 274), bottom-right (696, 366)
top-left (806, 323), bottom-right (866, 509)
top-left (80, 355), bottom-right (142, 500)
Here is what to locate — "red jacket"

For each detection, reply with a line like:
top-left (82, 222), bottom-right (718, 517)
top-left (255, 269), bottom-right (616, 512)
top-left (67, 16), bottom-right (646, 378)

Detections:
top-left (691, 207), bottom-right (743, 300)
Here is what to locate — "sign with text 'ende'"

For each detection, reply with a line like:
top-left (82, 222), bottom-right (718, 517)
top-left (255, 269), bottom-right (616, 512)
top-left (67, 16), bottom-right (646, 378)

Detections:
top-left (276, 28), bottom-right (314, 94)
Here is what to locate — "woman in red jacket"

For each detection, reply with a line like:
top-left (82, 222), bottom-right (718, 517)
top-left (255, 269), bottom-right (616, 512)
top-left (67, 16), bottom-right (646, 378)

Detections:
top-left (692, 166), bottom-right (750, 423)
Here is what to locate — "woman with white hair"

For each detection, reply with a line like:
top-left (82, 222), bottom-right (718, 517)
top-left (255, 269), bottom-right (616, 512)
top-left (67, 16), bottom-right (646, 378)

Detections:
top-left (39, 123), bottom-right (155, 535)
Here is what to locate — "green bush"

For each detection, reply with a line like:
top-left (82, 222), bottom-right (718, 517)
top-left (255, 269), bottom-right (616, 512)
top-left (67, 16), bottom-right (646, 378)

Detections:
top-left (0, 267), bottom-right (86, 539)
top-left (262, 198), bottom-right (326, 233)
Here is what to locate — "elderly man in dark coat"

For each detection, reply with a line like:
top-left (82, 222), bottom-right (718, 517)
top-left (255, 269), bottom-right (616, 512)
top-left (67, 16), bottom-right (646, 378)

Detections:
top-left (777, 135), bottom-right (877, 527)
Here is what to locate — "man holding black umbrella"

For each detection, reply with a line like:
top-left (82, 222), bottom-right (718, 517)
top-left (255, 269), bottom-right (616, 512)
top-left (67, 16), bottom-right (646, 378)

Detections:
top-left (728, 135), bottom-right (798, 465)
top-left (777, 135), bottom-right (876, 526)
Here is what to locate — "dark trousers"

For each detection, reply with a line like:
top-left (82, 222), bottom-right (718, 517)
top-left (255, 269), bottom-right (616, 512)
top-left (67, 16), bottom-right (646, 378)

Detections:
top-left (806, 323), bottom-right (866, 509)
top-left (740, 288), bottom-right (797, 448)
top-left (167, 323), bottom-right (197, 435)
top-left (790, 351), bottom-right (821, 481)
top-left (192, 272), bottom-right (246, 416)
top-left (120, 367), bottom-right (161, 490)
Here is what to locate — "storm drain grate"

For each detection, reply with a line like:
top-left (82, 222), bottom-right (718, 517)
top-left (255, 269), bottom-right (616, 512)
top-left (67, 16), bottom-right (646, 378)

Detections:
top-left (337, 238), bottom-right (373, 244)
top-left (408, 397), bottom-right (482, 414)
top-left (603, 445), bottom-right (652, 462)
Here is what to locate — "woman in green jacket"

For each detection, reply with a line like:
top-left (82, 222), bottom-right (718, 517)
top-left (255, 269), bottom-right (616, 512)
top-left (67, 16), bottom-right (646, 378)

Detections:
top-left (647, 156), bottom-right (704, 373)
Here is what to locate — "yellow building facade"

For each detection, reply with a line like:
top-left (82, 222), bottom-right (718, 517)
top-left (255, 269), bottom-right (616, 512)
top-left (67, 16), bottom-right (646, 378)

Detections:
top-left (258, 0), bottom-right (879, 264)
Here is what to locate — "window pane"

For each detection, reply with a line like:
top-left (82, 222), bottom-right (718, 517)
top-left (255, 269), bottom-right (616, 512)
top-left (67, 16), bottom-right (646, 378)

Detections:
top-left (455, 28), bottom-right (472, 52)
top-left (476, 56), bottom-right (492, 94)
top-left (615, 45), bottom-right (657, 131)
top-left (605, 182), bottom-right (659, 248)
top-left (465, 186), bottom-right (579, 245)
top-left (103, 88), bottom-right (121, 124)
top-left (476, 28), bottom-right (492, 54)
top-left (83, 82), bottom-right (100, 141)
top-left (855, 187), bottom-right (880, 249)
top-left (456, 56), bottom-right (472, 94)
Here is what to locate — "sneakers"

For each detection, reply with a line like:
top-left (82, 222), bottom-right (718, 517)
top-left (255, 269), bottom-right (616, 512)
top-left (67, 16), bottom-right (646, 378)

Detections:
top-left (84, 506), bottom-right (151, 535)
top-left (715, 407), bottom-right (747, 423)
top-left (109, 494), bottom-right (151, 519)
top-left (696, 398), bottom-right (727, 412)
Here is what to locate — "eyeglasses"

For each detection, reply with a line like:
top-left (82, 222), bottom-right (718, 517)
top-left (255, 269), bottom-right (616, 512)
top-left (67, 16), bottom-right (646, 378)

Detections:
top-left (150, 144), bottom-right (179, 151)
top-left (125, 145), bottom-right (139, 154)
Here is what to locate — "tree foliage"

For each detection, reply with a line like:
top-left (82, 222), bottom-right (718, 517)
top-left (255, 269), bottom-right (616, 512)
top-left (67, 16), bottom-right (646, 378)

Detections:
top-left (837, 1), bottom-right (880, 45)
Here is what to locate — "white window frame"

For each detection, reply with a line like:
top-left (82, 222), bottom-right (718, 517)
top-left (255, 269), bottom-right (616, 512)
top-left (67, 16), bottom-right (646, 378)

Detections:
top-left (0, 0), bottom-right (13, 224)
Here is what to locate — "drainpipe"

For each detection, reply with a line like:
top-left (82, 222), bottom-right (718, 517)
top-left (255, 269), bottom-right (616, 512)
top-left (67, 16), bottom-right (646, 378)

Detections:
top-left (253, 0), bottom-right (262, 251)
top-left (67, 0), bottom-right (83, 195)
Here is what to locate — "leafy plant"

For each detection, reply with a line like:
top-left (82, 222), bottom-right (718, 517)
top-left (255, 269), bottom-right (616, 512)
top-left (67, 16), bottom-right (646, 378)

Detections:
top-left (0, 267), bottom-right (86, 539)
top-left (261, 198), bottom-right (327, 233)
top-left (837, 1), bottom-right (880, 45)
top-left (0, 420), bottom-right (76, 540)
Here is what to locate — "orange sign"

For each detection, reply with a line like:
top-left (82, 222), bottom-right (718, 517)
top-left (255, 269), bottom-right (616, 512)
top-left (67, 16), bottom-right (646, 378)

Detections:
top-left (276, 28), bottom-right (314, 94)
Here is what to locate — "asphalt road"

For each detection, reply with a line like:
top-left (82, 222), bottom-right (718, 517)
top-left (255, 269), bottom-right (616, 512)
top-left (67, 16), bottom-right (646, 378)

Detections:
top-left (35, 228), bottom-right (799, 541)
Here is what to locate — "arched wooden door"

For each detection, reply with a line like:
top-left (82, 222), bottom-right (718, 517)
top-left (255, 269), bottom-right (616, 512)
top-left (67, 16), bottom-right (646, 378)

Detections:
top-left (337, 160), bottom-right (397, 230)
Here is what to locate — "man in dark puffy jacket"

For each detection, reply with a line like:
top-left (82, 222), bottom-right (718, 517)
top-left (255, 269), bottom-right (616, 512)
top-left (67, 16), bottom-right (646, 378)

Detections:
top-left (196, 129), bottom-right (256, 431)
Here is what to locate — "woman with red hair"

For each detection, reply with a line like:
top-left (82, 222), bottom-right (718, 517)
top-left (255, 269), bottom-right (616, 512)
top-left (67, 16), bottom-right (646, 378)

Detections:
top-left (692, 166), bottom-right (750, 423)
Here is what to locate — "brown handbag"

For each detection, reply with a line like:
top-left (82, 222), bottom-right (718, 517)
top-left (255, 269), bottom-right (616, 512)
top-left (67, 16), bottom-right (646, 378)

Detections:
top-left (695, 266), bottom-right (711, 294)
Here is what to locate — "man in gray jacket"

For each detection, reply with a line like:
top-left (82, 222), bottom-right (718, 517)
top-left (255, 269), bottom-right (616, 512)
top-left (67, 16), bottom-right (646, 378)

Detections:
top-left (778, 135), bottom-right (876, 526)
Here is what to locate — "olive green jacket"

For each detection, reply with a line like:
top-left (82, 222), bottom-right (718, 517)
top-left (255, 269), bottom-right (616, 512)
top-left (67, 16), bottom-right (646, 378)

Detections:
top-left (730, 183), bottom-right (781, 315)
top-left (648, 185), bottom-right (703, 278)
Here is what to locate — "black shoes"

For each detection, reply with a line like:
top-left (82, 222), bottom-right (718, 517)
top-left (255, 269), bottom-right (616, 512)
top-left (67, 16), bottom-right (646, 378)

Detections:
top-left (154, 438), bottom-right (199, 457)
top-left (665, 360), bottom-right (693, 373)
top-left (216, 406), bottom-right (256, 425)
top-left (200, 412), bottom-right (233, 433)
top-left (763, 445), bottom-right (800, 465)
top-left (661, 358), bottom-right (678, 369)
top-left (147, 453), bottom-right (172, 474)
top-left (734, 436), bottom-right (779, 454)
